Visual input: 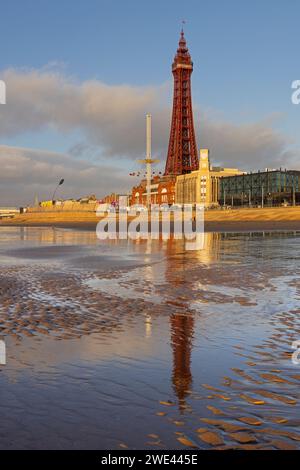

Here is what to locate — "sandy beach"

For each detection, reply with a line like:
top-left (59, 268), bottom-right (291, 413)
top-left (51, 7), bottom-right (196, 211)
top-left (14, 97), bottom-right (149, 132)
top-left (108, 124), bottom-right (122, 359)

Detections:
top-left (1, 206), bottom-right (300, 232)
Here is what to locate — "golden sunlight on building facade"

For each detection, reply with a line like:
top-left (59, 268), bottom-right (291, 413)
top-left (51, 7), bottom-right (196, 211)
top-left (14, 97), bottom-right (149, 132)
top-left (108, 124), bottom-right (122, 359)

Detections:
top-left (175, 149), bottom-right (243, 206)
top-left (131, 176), bottom-right (175, 205)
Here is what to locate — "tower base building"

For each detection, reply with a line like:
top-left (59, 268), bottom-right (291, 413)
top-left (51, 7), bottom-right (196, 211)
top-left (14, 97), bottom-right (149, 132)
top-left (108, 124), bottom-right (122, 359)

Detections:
top-left (131, 175), bottom-right (175, 206)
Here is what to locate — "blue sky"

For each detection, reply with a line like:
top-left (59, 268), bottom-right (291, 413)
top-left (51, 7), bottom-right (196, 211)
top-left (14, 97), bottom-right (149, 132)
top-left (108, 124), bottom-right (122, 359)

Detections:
top-left (1, 0), bottom-right (298, 112)
top-left (0, 0), bottom-right (299, 204)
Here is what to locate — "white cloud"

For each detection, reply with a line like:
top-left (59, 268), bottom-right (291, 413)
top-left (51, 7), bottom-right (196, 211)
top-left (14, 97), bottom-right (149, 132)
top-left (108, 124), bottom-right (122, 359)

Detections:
top-left (0, 145), bottom-right (130, 206)
top-left (0, 68), bottom-right (169, 158)
top-left (197, 112), bottom-right (300, 170)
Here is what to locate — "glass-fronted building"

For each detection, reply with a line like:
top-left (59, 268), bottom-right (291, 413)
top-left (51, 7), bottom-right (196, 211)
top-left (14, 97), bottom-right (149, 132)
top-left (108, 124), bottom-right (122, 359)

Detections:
top-left (219, 170), bottom-right (300, 206)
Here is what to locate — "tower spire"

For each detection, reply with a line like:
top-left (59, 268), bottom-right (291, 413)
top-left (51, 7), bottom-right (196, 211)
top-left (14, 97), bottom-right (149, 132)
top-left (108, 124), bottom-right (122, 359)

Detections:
top-left (164, 30), bottom-right (198, 176)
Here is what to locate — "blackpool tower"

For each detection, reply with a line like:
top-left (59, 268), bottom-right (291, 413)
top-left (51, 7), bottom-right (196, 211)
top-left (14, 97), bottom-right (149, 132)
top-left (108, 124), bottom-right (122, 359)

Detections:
top-left (164, 30), bottom-right (198, 176)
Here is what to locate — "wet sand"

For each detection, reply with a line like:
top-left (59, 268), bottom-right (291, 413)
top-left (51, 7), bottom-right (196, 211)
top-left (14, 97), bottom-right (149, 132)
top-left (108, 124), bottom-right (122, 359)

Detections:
top-left (0, 227), bottom-right (299, 449)
top-left (1, 220), bottom-right (300, 233)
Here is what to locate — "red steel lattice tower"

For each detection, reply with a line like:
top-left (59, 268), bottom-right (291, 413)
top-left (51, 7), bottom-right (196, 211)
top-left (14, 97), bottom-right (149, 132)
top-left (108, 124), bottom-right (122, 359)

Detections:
top-left (164, 30), bottom-right (198, 176)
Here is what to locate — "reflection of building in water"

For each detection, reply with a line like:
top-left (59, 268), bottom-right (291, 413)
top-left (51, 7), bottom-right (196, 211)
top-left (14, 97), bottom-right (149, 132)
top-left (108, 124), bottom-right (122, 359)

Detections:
top-left (170, 313), bottom-right (194, 411)
top-left (193, 232), bottom-right (221, 265)
top-left (16, 227), bottom-right (98, 245)
top-left (145, 314), bottom-right (152, 339)
top-left (162, 232), bottom-right (222, 264)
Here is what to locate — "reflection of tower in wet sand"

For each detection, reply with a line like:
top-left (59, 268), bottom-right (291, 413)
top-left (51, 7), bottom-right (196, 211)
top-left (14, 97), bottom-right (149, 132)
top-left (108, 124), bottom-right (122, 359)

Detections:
top-left (162, 239), bottom-right (195, 410)
top-left (163, 235), bottom-right (221, 410)
top-left (170, 313), bottom-right (194, 411)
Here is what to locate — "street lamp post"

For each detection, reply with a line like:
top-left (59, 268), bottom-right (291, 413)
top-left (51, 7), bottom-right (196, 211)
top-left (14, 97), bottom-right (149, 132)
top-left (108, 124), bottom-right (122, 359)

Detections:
top-left (293, 176), bottom-right (296, 206)
top-left (52, 178), bottom-right (65, 203)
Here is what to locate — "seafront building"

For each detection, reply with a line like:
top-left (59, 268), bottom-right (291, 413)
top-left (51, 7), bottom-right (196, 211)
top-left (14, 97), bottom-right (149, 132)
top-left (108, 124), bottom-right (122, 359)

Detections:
top-left (0, 207), bottom-right (20, 219)
top-left (175, 149), bottom-right (242, 207)
top-left (219, 169), bottom-right (300, 207)
top-left (131, 176), bottom-right (175, 206)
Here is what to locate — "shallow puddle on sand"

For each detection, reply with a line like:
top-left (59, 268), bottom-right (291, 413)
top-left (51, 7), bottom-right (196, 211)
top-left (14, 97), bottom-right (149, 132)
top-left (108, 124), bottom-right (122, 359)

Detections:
top-left (0, 227), bottom-right (299, 449)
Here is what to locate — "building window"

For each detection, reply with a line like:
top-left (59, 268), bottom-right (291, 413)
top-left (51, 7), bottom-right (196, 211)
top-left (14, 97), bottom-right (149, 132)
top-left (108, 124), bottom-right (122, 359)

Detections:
top-left (161, 188), bottom-right (168, 203)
